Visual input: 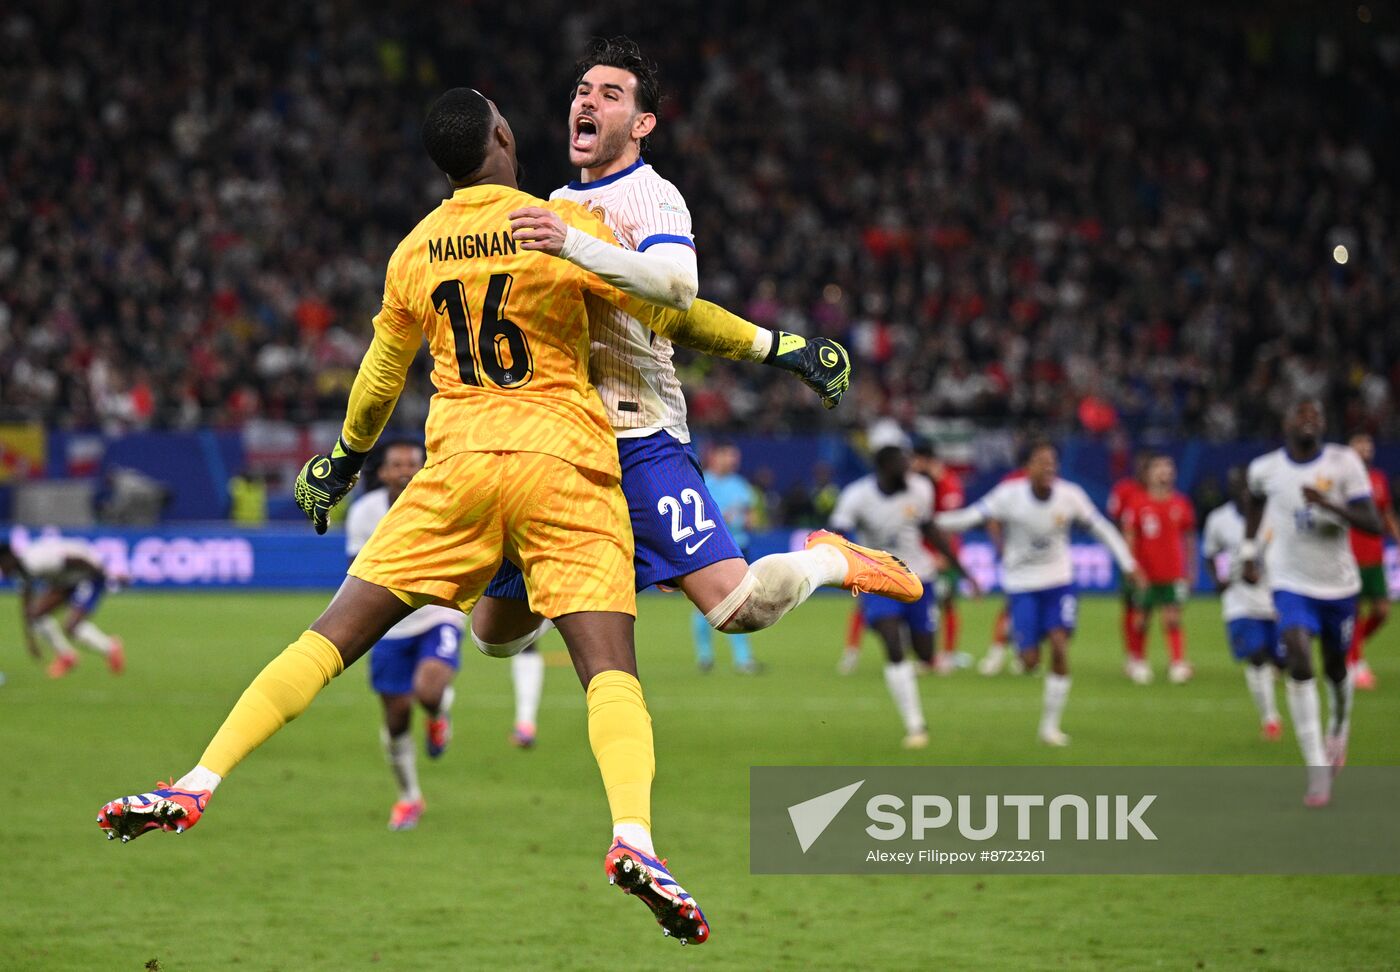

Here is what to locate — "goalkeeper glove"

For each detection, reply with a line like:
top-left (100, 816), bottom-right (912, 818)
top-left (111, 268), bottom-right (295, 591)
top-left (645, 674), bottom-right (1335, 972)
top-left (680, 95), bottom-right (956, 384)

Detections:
top-left (765, 332), bottom-right (852, 409)
top-left (294, 436), bottom-right (367, 535)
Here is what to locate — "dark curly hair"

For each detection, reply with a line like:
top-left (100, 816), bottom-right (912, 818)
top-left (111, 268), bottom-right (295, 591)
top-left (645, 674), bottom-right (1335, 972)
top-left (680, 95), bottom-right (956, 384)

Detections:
top-left (573, 36), bottom-right (662, 148)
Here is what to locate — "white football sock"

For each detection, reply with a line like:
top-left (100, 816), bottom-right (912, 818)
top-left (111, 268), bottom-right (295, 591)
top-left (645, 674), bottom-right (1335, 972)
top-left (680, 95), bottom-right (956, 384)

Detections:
top-left (511, 649), bottom-right (545, 727)
top-left (1040, 674), bottom-right (1072, 735)
top-left (1244, 664), bottom-right (1278, 723)
top-left (381, 728), bottom-right (421, 802)
top-left (613, 822), bottom-right (655, 858)
top-left (1285, 677), bottom-right (1327, 766)
top-left (33, 616), bottom-right (77, 658)
top-left (1325, 669), bottom-right (1354, 738)
top-left (437, 684), bottom-right (456, 717)
top-left (715, 547), bottom-right (847, 633)
top-left (73, 620), bottom-right (114, 656)
top-left (175, 765), bottom-right (222, 794)
top-left (883, 660), bottom-right (924, 734)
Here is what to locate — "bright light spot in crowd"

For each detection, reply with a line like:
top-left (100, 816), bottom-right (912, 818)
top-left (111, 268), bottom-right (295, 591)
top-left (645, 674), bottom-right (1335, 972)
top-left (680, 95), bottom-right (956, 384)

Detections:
top-left (1333, 245), bottom-right (1349, 265)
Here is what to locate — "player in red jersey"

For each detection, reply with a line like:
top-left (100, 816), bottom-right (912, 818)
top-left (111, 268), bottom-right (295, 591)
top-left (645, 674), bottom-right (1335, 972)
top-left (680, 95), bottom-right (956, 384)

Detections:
top-left (1346, 433), bottom-right (1399, 689)
top-left (911, 440), bottom-right (969, 674)
top-left (1121, 454), bottom-right (1197, 683)
top-left (1108, 452), bottom-right (1150, 671)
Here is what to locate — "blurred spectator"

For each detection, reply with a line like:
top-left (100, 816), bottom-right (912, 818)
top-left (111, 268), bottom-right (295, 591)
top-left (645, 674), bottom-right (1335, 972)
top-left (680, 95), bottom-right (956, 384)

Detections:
top-left (782, 461), bottom-right (840, 527)
top-left (228, 473), bottom-right (268, 526)
top-left (0, 1), bottom-right (1396, 441)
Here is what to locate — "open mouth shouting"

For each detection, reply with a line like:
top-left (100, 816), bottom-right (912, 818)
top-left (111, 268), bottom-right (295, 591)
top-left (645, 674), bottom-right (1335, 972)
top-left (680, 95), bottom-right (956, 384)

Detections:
top-left (572, 113), bottom-right (598, 152)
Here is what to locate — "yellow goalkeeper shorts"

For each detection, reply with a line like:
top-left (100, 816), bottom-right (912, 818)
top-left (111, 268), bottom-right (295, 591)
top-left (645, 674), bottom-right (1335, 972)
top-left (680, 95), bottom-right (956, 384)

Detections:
top-left (349, 449), bottom-right (636, 618)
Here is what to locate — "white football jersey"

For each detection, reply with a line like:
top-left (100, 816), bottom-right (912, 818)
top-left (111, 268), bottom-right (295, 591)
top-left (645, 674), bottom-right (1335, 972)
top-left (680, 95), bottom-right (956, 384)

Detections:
top-left (17, 537), bottom-right (102, 586)
top-left (347, 488), bottom-right (465, 639)
top-left (1246, 444), bottom-right (1371, 600)
top-left (947, 478), bottom-right (1135, 593)
top-left (1201, 502), bottom-right (1274, 621)
top-left (551, 158), bottom-right (695, 441)
top-left (830, 474), bottom-right (937, 580)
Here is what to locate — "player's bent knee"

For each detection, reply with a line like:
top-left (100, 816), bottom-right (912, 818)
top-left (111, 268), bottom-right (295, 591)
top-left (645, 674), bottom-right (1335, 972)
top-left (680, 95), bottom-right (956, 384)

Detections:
top-left (472, 616), bottom-right (552, 658)
top-left (472, 623), bottom-right (543, 658)
top-left (713, 562), bottom-right (807, 633)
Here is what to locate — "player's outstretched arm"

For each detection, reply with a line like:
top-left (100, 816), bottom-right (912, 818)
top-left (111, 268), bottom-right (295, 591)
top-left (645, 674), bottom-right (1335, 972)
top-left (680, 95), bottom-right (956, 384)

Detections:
top-left (921, 521), bottom-right (979, 595)
top-left (295, 310), bottom-right (419, 534)
top-left (510, 206), bottom-right (698, 311)
top-left (1082, 505), bottom-right (1144, 587)
top-left (640, 300), bottom-right (852, 408)
top-left (542, 201), bottom-right (852, 407)
top-left (935, 504), bottom-right (987, 534)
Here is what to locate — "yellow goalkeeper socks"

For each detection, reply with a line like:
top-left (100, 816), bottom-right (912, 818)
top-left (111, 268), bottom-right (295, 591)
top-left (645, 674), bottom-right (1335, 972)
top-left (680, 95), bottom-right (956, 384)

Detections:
top-left (198, 630), bottom-right (344, 777)
top-left (586, 670), bottom-right (655, 833)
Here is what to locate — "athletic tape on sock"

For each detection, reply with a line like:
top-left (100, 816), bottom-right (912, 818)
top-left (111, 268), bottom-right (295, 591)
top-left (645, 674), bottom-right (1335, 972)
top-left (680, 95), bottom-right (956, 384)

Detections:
top-left (704, 568), bottom-right (759, 630)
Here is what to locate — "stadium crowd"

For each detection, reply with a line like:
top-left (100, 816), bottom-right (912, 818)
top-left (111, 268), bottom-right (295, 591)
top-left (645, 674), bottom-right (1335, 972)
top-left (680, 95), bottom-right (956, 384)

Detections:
top-left (1, 1), bottom-right (1396, 442)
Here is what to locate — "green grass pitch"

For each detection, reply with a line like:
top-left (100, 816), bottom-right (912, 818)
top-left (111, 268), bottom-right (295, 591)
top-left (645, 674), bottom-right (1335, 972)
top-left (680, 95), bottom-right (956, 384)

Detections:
top-left (2, 590), bottom-right (1398, 970)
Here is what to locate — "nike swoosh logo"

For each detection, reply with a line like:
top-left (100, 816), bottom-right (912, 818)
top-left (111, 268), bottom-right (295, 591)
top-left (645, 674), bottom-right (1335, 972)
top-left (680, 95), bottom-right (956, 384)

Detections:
top-left (684, 534), bottom-right (714, 555)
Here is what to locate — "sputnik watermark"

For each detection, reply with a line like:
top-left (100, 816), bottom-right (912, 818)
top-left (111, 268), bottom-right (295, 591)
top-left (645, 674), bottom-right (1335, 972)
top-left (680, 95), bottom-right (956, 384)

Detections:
top-left (862, 792), bottom-right (1156, 842)
top-left (789, 782), bottom-right (1155, 853)
top-left (751, 767), bottom-right (1400, 874)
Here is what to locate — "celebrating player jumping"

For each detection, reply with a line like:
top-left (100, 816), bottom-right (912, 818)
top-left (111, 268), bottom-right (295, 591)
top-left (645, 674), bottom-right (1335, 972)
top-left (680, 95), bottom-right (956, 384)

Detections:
top-left (96, 87), bottom-right (851, 947)
top-left (1242, 399), bottom-right (1383, 807)
top-left (470, 38), bottom-right (920, 673)
top-left (937, 442), bottom-right (1143, 745)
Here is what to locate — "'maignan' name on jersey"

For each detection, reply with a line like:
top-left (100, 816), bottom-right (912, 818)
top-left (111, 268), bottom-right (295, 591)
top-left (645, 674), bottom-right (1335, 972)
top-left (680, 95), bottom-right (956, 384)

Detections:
top-left (428, 231), bottom-right (518, 262)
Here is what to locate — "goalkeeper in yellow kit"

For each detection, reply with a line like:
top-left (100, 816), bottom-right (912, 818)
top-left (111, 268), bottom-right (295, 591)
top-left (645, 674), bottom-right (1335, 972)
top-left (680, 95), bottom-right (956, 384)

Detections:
top-left (95, 89), bottom-right (854, 946)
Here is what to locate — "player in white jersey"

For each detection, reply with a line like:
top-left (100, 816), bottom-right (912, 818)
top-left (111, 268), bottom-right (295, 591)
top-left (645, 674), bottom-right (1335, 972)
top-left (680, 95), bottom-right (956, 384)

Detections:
top-left (937, 442), bottom-right (1143, 746)
top-left (1242, 399), bottom-right (1383, 807)
top-left (345, 441), bottom-right (466, 831)
top-left (1202, 468), bottom-right (1283, 740)
top-left (470, 37), bottom-right (918, 676)
top-left (829, 441), bottom-right (974, 748)
top-left (0, 537), bottom-right (124, 678)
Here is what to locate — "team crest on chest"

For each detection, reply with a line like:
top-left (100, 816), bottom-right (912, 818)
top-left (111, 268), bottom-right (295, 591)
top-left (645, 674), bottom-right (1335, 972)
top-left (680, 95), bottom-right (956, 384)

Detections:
top-left (1313, 476), bottom-right (1333, 493)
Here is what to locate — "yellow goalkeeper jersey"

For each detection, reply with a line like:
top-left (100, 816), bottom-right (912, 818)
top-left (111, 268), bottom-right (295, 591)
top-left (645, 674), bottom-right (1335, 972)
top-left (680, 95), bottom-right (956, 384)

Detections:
top-left (373, 184), bottom-right (629, 478)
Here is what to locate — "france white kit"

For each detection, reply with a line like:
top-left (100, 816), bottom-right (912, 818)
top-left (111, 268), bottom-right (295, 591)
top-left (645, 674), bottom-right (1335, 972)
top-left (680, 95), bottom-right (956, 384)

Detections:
top-left (831, 474), bottom-right (938, 632)
top-left (16, 537), bottom-right (106, 610)
top-left (347, 489), bottom-right (464, 694)
top-left (16, 538), bottom-right (103, 587)
top-left (938, 478), bottom-right (1136, 649)
top-left (486, 157), bottom-right (744, 595)
top-left (1202, 502), bottom-right (1279, 661)
top-left (1246, 444), bottom-right (1371, 645)
top-left (553, 157), bottom-right (695, 441)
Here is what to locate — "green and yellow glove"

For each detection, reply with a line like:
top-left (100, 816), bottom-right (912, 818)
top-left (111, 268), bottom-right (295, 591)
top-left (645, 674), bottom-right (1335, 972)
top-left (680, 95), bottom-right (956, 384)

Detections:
top-left (294, 437), bottom-right (368, 535)
top-left (765, 332), bottom-right (852, 409)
